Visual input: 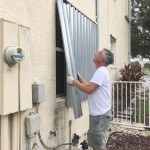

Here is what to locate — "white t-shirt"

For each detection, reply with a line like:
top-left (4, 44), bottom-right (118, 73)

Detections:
top-left (88, 66), bottom-right (111, 116)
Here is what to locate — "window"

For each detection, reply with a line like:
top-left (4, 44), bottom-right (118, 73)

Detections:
top-left (110, 35), bottom-right (116, 65)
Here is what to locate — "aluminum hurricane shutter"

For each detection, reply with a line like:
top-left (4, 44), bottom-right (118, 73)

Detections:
top-left (57, 0), bottom-right (98, 118)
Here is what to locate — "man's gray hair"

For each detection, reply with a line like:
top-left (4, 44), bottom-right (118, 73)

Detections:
top-left (103, 48), bottom-right (114, 66)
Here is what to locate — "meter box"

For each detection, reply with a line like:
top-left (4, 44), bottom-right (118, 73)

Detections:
top-left (32, 83), bottom-right (45, 103)
top-left (0, 19), bottom-right (31, 115)
top-left (26, 113), bottom-right (40, 137)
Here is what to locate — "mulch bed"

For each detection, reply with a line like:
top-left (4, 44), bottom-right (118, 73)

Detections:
top-left (107, 132), bottom-right (150, 150)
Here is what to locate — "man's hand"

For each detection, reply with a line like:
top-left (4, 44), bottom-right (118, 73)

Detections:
top-left (77, 73), bottom-right (86, 83)
top-left (67, 75), bottom-right (74, 85)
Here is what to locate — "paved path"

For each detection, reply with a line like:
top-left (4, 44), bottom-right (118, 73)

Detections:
top-left (143, 75), bottom-right (150, 82)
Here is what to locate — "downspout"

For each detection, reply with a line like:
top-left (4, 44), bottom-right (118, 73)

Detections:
top-left (12, 61), bottom-right (21, 150)
top-left (69, 120), bottom-right (72, 150)
top-left (128, 0), bottom-right (131, 63)
top-left (128, 22), bottom-right (131, 63)
top-left (96, 0), bottom-right (100, 51)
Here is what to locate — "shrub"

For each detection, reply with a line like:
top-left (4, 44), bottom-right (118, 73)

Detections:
top-left (114, 63), bottom-right (144, 107)
top-left (130, 61), bottom-right (141, 67)
top-left (119, 63), bottom-right (144, 81)
top-left (144, 62), bottom-right (150, 70)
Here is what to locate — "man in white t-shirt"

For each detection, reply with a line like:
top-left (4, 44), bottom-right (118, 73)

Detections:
top-left (67, 48), bottom-right (114, 150)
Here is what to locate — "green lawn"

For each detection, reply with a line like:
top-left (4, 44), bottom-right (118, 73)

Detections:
top-left (136, 100), bottom-right (149, 123)
top-left (144, 71), bottom-right (150, 75)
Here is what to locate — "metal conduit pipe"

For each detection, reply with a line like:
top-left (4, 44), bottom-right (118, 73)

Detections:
top-left (38, 132), bottom-right (72, 150)
top-left (12, 113), bottom-right (19, 150)
top-left (69, 120), bottom-right (72, 150)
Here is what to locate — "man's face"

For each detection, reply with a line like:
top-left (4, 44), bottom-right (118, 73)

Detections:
top-left (93, 50), bottom-right (105, 63)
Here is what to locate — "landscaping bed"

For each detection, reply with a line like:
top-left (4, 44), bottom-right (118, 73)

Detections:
top-left (106, 124), bottom-right (150, 150)
top-left (107, 132), bottom-right (150, 150)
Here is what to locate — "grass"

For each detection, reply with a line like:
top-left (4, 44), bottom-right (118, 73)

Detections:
top-left (144, 71), bottom-right (150, 75)
top-left (136, 100), bottom-right (149, 123)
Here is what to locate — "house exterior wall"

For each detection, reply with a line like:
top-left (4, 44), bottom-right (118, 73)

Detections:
top-left (0, 0), bottom-right (130, 150)
top-left (99, 0), bottom-right (130, 80)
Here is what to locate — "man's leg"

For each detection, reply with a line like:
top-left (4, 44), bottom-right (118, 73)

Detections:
top-left (104, 144), bottom-right (107, 150)
top-left (88, 111), bottom-right (111, 150)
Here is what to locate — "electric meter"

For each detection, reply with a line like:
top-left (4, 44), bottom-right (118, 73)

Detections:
top-left (4, 46), bottom-right (25, 67)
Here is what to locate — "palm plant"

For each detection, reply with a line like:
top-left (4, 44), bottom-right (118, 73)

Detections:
top-left (119, 63), bottom-right (144, 81)
top-left (114, 63), bottom-right (144, 107)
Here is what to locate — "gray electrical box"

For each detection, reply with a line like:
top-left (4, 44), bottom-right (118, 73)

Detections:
top-left (32, 83), bottom-right (45, 103)
top-left (26, 113), bottom-right (40, 137)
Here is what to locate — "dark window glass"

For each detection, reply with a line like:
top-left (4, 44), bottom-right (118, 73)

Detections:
top-left (56, 4), bottom-right (66, 97)
top-left (56, 5), bottom-right (63, 48)
top-left (56, 51), bottom-right (66, 97)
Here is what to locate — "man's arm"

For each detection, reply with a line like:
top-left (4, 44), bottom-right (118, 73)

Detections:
top-left (73, 80), bottom-right (99, 94)
top-left (67, 75), bottom-right (99, 94)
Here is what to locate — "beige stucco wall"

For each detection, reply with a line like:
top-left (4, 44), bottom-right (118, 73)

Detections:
top-left (0, 0), bottom-right (95, 150)
top-left (0, 0), bottom-right (130, 150)
top-left (99, 0), bottom-right (130, 80)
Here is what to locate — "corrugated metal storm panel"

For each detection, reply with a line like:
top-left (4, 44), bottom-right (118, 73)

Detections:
top-left (57, 0), bottom-right (82, 118)
top-left (57, 0), bottom-right (98, 118)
